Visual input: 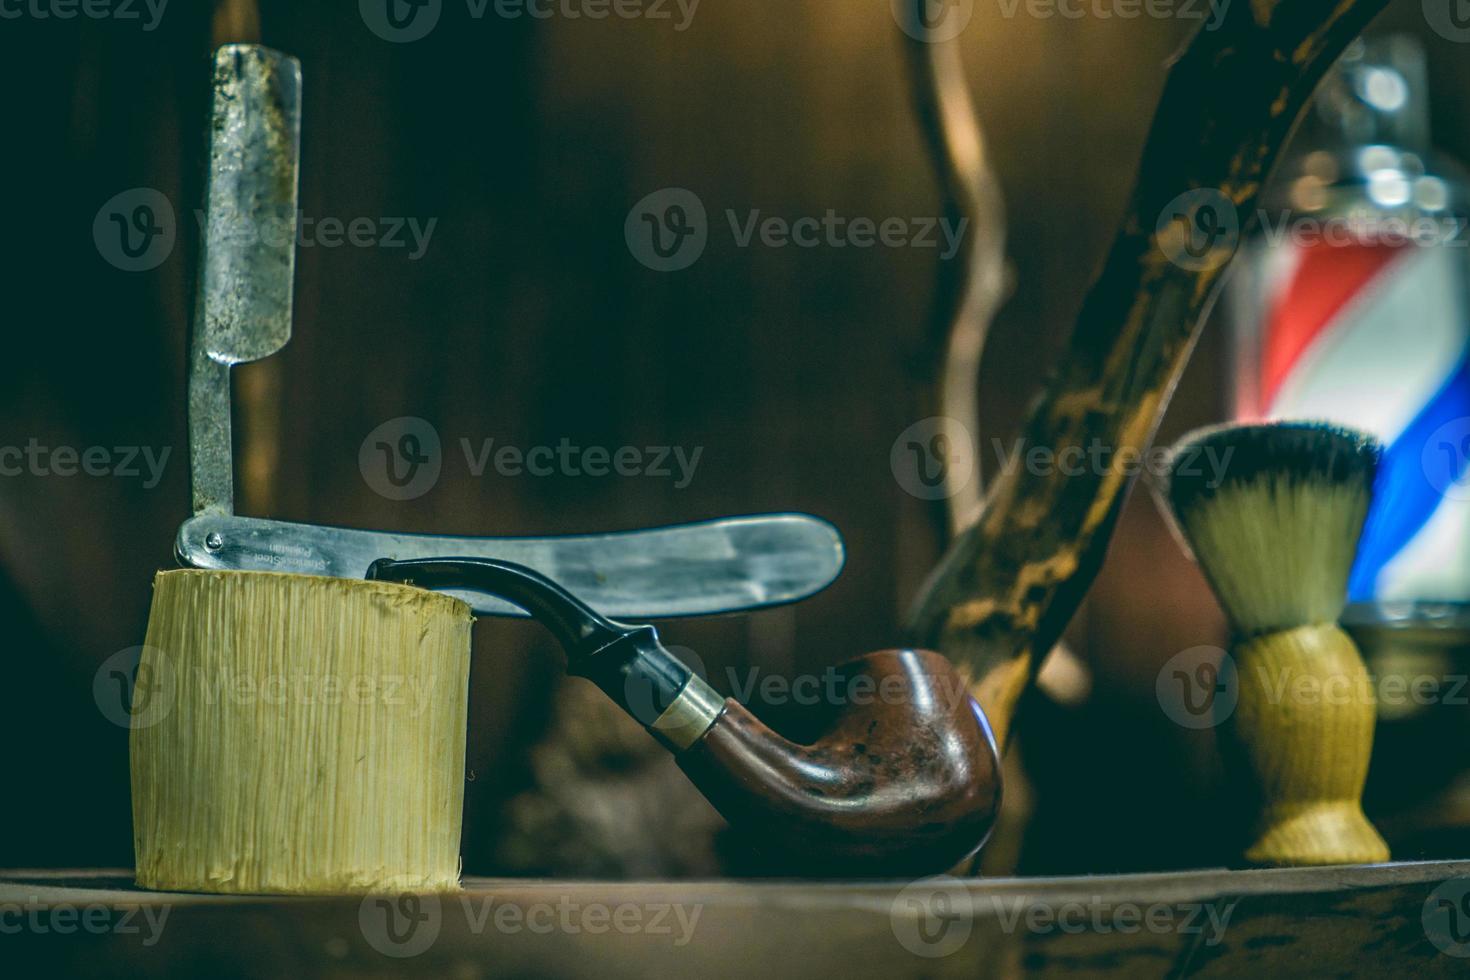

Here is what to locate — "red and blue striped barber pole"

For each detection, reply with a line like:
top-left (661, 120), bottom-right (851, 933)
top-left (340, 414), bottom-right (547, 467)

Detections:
top-left (1241, 236), bottom-right (1470, 606)
top-left (1240, 236), bottom-right (1470, 605)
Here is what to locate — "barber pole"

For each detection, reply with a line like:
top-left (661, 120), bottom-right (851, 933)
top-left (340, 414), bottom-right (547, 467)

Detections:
top-left (1229, 33), bottom-right (1470, 619)
top-left (1236, 233), bottom-right (1470, 609)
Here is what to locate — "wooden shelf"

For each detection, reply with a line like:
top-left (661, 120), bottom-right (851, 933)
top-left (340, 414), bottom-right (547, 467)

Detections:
top-left (3, 862), bottom-right (1468, 977)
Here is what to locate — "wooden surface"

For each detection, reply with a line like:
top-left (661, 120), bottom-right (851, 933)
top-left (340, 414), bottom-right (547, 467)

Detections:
top-left (2, 862), bottom-right (1468, 978)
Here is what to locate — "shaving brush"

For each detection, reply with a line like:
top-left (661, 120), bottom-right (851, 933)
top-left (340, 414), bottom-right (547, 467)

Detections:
top-left (1163, 422), bottom-right (1390, 867)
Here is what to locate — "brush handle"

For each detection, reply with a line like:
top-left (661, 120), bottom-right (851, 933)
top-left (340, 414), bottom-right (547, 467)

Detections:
top-left (1229, 624), bottom-right (1389, 867)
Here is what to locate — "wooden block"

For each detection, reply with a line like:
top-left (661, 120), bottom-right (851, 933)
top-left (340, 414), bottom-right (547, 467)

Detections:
top-left (130, 569), bottom-right (472, 895)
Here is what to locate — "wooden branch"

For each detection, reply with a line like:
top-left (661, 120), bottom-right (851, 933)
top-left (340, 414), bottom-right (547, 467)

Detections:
top-left (906, 0), bottom-right (1389, 745)
top-left (902, 32), bottom-right (1012, 532)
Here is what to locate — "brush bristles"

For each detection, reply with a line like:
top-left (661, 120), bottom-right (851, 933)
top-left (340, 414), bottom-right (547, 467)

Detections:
top-left (1164, 422), bottom-right (1381, 635)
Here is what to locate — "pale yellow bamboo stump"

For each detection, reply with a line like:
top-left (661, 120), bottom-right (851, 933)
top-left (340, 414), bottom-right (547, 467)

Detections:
top-left (131, 569), bottom-right (472, 895)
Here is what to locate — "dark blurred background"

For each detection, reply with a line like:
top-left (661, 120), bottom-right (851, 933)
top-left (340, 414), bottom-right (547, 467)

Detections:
top-left (1, 0), bottom-right (1465, 876)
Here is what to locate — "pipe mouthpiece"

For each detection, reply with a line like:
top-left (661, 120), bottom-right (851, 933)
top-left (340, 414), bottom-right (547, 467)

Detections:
top-left (367, 557), bottom-right (718, 750)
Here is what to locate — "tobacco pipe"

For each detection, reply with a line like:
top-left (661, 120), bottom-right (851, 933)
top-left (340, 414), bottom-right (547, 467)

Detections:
top-left (367, 557), bottom-right (1002, 876)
